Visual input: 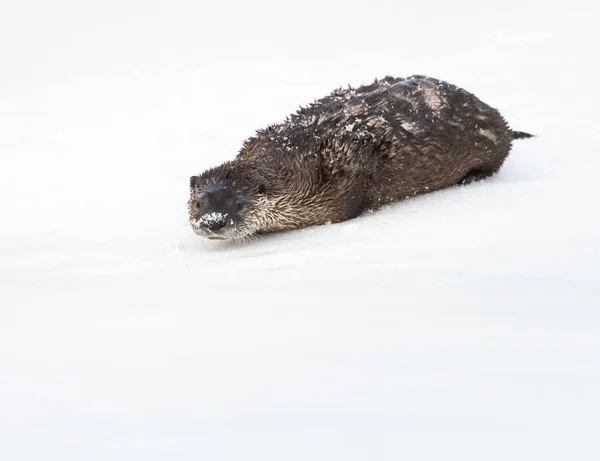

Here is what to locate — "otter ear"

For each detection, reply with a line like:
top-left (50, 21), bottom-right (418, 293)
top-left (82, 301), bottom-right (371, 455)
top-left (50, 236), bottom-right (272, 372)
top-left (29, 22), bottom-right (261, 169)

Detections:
top-left (257, 184), bottom-right (267, 194)
top-left (190, 176), bottom-right (199, 188)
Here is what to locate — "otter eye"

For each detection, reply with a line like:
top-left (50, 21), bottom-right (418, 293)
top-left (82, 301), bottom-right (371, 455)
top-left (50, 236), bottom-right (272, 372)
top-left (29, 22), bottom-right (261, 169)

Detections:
top-left (257, 184), bottom-right (267, 194)
top-left (237, 202), bottom-right (245, 210)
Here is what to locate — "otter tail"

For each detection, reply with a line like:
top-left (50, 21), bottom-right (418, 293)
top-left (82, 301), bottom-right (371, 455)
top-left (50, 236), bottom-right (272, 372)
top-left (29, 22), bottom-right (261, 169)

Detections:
top-left (512, 130), bottom-right (535, 140)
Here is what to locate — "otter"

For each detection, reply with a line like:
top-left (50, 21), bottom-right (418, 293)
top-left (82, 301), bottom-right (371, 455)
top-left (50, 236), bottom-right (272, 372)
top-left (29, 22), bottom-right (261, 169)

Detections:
top-left (188, 75), bottom-right (533, 241)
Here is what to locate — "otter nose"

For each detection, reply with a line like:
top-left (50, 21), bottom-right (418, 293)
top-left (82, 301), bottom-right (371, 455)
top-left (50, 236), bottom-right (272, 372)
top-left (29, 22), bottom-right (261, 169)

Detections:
top-left (205, 218), bottom-right (227, 231)
top-left (195, 211), bottom-right (229, 232)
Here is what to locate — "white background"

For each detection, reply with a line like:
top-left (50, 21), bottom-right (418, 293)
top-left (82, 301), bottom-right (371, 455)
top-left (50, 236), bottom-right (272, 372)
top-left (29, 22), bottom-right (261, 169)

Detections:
top-left (1, 1), bottom-right (599, 459)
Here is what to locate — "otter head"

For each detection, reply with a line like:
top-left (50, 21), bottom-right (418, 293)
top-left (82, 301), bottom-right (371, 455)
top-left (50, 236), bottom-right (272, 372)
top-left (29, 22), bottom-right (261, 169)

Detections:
top-left (188, 161), bottom-right (269, 241)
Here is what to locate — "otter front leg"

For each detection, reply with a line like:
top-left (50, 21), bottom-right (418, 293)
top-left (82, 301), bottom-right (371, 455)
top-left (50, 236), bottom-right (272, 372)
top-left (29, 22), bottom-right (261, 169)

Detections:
top-left (344, 192), bottom-right (366, 220)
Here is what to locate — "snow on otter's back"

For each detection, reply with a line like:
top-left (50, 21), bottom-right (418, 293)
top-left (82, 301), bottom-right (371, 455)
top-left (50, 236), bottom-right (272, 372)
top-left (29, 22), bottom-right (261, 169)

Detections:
top-left (421, 84), bottom-right (445, 111)
top-left (400, 120), bottom-right (420, 133)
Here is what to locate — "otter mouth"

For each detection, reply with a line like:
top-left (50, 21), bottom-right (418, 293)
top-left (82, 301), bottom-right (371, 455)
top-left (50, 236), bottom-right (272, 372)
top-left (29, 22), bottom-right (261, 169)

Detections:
top-left (190, 213), bottom-right (241, 241)
top-left (204, 234), bottom-right (228, 240)
top-left (190, 220), bottom-right (253, 242)
top-left (191, 221), bottom-right (229, 239)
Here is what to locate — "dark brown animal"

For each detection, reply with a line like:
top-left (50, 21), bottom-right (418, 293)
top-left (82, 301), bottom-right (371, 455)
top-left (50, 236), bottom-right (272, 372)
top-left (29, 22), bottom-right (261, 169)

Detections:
top-left (188, 75), bottom-right (533, 241)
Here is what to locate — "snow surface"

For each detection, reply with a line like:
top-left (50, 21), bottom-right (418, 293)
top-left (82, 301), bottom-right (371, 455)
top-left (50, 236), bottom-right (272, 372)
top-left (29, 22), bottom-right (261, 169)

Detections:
top-left (1, 1), bottom-right (600, 460)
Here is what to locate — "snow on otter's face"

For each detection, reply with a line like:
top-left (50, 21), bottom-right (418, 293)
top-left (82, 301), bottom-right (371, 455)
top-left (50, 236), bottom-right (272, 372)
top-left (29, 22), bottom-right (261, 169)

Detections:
top-left (193, 212), bottom-right (228, 229)
top-left (190, 211), bottom-right (238, 240)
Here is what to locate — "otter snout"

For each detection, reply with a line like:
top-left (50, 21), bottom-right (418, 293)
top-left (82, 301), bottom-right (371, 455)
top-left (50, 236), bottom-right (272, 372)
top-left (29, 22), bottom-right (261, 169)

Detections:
top-left (197, 213), bottom-right (228, 231)
top-left (190, 183), bottom-right (242, 238)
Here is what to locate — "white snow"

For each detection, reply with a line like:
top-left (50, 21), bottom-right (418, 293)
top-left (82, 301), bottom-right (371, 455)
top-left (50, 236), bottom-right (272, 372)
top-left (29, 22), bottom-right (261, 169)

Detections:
top-left (479, 128), bottom-right (498, 143)
top-left (195, 212), bottom-right (228, 228)
top-left (1, 1), bottom-right (600, 460)
top-left (401, 120), bottom-right (420, 132)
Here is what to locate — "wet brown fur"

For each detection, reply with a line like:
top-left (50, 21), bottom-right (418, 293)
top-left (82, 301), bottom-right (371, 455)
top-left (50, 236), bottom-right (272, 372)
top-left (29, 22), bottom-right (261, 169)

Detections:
top-left (189, 75), bottom-right (531, 240)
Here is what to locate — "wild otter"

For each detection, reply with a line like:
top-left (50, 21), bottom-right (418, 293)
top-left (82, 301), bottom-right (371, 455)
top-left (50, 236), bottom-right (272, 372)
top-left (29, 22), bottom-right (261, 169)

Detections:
top-left (188, 75), bottom-right (533, 241)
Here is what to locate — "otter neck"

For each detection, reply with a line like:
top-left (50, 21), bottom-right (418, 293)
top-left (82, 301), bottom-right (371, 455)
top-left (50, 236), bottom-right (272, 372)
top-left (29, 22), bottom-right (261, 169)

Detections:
top-left (257, 180), bottom-right (356, 233)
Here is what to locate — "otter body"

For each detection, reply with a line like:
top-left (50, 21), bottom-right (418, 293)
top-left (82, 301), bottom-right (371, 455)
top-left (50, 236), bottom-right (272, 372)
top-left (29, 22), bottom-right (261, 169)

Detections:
top-left (189, 75), bottom-right (532, 241)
